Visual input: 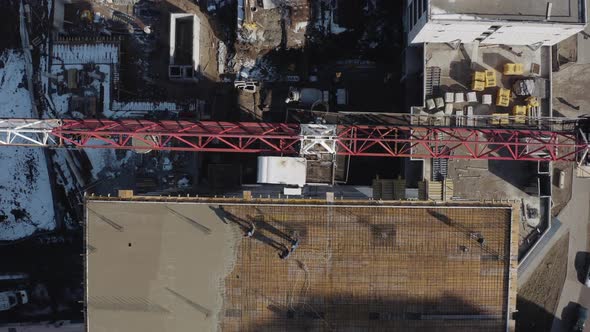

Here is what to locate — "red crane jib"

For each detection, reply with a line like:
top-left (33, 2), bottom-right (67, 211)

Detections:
top-left (43, 119), bottom-right (588, 162)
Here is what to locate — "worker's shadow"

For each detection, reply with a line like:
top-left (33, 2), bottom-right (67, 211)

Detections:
top-left (209, 206), bottom-right (292, 254)
top-left (247, 214), bottom-right (294, 244)
top-left (574, 251), bottom-right (590, 284)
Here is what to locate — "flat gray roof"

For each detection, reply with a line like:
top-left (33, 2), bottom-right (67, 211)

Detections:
top-left (431, 0), bottom-right (585, 24)
top-left (86, 201), bottom-right (238, 332)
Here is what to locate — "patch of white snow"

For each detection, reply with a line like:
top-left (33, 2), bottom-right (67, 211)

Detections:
top-left (162, 157), bottom-right (173, 171)
top-left (83, 141), bottom-right (135, 179)
top-left (0, 50), bottom-right (55, 240)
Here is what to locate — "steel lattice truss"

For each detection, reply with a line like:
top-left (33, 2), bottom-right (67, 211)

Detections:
top-left (0, 118), bottom-right (588, 162)
top-left (0, 119), bottom-right (59, 146)
top-left (336, 125), bottom-right (587, 162)
top-left (54, 119), bottom-right (301, 153)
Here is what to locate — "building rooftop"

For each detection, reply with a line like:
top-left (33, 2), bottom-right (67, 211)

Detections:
top-left (85, 197), bottom-right (518, 331)
top-left (431, 0), bottom-right (585, 24)
top-left (86, 201), bottom-right (237, 332)
top-left (423, 43), bottom-right (552, 116)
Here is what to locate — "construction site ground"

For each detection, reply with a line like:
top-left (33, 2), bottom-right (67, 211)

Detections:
top-left (516, 232), bottom-right (569, 332)
top-left (232, 1), bottom-right (404, 119)
top-left (61, 0), bottom-right (225, 108)
top-left (117, 0), bottom-right (221, 101)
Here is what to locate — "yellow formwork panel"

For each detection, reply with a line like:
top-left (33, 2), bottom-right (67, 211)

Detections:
top-left (503, 63), bottom-right (524, 75)
top-left (485, 70), bottom-right (497, 88)
top-left (496, 88), bottom-right (510, 107)
top-left (490, 113), bottom-right (509, 125)
top-left (473, 71), bottom-right (485, 82)
top-left (512, 105), bottom-right (527, 116)
top-left (514, 105), bottom-right (526, 124)
top-left (472, 71), bottom-right (486, 91)
top-left (472, 80), bottom-right (485, 91)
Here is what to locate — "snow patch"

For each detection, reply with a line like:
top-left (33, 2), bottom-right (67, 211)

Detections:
top-left (177, 177), bottom-right (190, 188)
top-left (162, 157), bottom-right (173, 171)
top-left (430, 6), bottom-right (481, 20)
top-left (217, 41), bottom-right (227, 75)
top-left (84, 141), bottom-right (135, 179)
top-left (315, 7), bottom-right (347, 35)
top-left (294, 21), bottom-right (309, 33)
top-left (0, 50), bottom-right (55, 240)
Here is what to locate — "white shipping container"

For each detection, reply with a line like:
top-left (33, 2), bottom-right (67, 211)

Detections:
top-left (257, 157), bottom-right (307, 187)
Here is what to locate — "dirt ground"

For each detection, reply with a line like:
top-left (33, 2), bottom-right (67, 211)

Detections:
top-left (517, 232), bottom-right (569, 332)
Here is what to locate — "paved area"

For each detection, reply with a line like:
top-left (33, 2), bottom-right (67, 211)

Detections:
top-left (552, 2), bottom-right (590, 117)
top-left (552, 65), bottom-right (590, 118)
top-left (550, 177), bottom-right (590, 331)
top-left (576, 13), bottom-right (590, 64)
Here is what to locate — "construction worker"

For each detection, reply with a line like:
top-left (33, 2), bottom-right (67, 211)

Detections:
top-left (279, 246), bottom-right (291, 260)
top-left (244, 221), bottom-right (255, 238)
top-left (477, 236), bottom-right (486, 245)
top-left (290, 238), bottom-right (300, 253)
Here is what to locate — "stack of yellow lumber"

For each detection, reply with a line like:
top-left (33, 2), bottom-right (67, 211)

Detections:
top-left (512, 105), bottom-right (527, 124)
top-left (490, 113), bottom-right (509, 125)
top-left (503, 63), bottom-right (524, 75)
top-left (485, 70), bottom-right (497, 87)
top-left (496, 88), bottom-right (511, 107)
top-left (472, 71), bottom-right (485, 91)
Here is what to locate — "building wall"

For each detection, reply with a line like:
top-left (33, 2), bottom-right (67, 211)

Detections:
top-left (169, 13), bottom-right (200, 71)
top-left (411, 21), bottom-right (489, 44)
top-left (406, 0), bottom-right (586, 46)
top-left (406, 0), bottom-right (429, 44)
top-left (52, 0), bottom-right (67, 31)
top-left (411, 20), bottom-right (585, 46)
